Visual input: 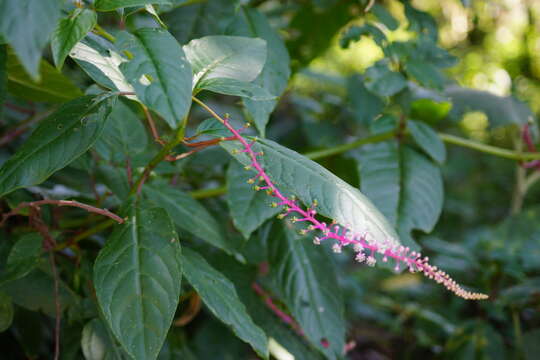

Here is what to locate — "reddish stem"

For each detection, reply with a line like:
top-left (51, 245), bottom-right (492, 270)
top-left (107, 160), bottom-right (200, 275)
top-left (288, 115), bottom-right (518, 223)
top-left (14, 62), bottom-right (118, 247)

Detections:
top-left (1, 199), bottom-right (124, 226)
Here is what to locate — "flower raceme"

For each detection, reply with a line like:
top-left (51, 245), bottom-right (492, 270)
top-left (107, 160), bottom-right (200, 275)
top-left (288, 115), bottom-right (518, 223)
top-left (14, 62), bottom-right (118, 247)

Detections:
top-left (221, 118), bottom-right (487, 300)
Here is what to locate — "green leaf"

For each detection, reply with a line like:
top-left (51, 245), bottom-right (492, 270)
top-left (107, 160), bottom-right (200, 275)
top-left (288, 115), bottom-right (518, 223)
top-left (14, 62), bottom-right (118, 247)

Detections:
top-left (195, 118), bottom-right (229, 138)
top-left (268, 223), bottom-right (345, 359)
top-left (0, 234), bottom-right (42, 286)
top-left (371, 4), bottom-right (399, 30)
top-left (6, 48), bottom-right (83, 102)
top-left (0, 94), bottom-right (115, 198)
top-left (95, 0), bottom-right (171, 11)
top-left (365, 60), bottom-right (407, 97)
top-left (227, 161), bottom-right (280, 239)
top-left (94, 99), bottom-right (148, 162)
top-left (408, 119), bottom-right (446, 164)
top-left (446, 85), bottom-right (535, 129)
top-left (143, 185), bottom-right (234, 254)
top-left (347, 75), bottom-right (384, 125)
top-left (117, 28), bottom-right (192, 128)
top-left (355, 142), bottom-right (443, 247)
top-left (81, 318), bottom-right (126, 360)
top-left (181, 247), bottom-right (268, 359)
top-left (93, 199), bottom-right (182, 360)
top-left (228, 8), bottom-right (291, 136)
top-left (198, 78), bottom-right (275, 100)
top-left (0, 0), bottom-right (61, 80)
top-left (0, 292), bottom-right (13, 332)
top-left (405, 60), bottom-right (444, 90)
top-left (340, 24), bottom-right (386, 48)
top-left (2, 269), bottom-right (77, 316)
top-left (51, 9), bottom-right (97, 70)
top-left (184, 35), bottom-right (266, 91)
top-left (222, 137), bottom-right (401, 252)
top-left (70, 34), bottom-right (137, 100)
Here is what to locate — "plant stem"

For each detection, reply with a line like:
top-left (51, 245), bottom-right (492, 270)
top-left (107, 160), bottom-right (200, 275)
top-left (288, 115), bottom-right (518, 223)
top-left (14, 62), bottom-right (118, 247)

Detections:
top-left (303, 131), bottom-right (395, 159)
top-left (438, 133), bottom-right (540, 161)
top-left (93, 24), bottom-right (116, 43)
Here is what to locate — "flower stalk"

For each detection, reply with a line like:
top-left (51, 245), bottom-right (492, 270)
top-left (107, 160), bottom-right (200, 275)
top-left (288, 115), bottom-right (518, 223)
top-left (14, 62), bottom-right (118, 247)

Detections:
top-left (193, 97), bottom-right (488, 300)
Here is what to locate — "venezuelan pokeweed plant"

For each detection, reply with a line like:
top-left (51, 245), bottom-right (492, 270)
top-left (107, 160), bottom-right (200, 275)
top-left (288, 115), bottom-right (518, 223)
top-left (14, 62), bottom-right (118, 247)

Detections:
top-left (1, 0), bottom-right (540, 359)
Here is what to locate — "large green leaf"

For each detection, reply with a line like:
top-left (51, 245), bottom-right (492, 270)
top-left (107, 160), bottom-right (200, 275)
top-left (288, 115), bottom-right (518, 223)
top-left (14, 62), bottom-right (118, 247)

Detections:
top-left (0, 0), bottom-right (61, 80)
top-left (222, 138), bottom-right (401, 251)
top-left (408, 119), bottom-right (446, 164)
top-left (95, 0), bottom-right (171, 11)
top-left (0, 94), bottom-right (115, 197)
top-left (0, 292), bottom-right (13, 332)
top-left (51, 8), bottom-right (97, 69)
top-left (446, 85), bottom-right (535, 129)
top-left (70, 34), bottom-right (137, 99)
top-left (228, 8), bottom-right (291, 136)
top-left (197, 78), bottom-right (275, 101)
top-left (268, 223), bottom-right (345, 359)
top-left (183, 35), bottom-right (266, 91)
top-left (117, 29), bottom-right (192, 128)
top-left (143, 185), bottom-right (234, 254)
top-left (0, 234), bottom-right (42, 286)
top-left (226, 161), bottom-right (280, 239)
top-left (355, 142), bottom-right (443, 247)
top-left (93, 200), bottom-right (182, 360)
top-left (6, 48), bottom-right (83, 102)
top-left (181, 247), bottom-right (268, 359)
top-left (94, 99), bottom-right (148, 162)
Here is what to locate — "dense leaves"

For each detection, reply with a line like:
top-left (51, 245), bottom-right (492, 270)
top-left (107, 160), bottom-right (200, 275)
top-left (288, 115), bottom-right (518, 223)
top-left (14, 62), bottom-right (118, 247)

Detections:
top-left (1, 1), bottom-right (540, 359)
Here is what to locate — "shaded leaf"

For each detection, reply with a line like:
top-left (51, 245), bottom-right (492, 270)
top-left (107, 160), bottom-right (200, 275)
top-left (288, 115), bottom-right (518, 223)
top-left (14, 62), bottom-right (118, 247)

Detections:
top-left (94, 99), bottom-right (148, 162)
top-left (226, 161), bottom-right (280, 239)
top-left (0, 0), bottom-right (61, 79)
top-left (408, 119), bottom-right (446, 164)
top-left (117, 29), bottom-right (192, 128)
top-left (2, 269), bottom-right (77, 316)
top-left (0, 292), bottom-right (13, 332)
top-left (195, 118), bottom-right (229, 138)
top-left (0, 44), bottom-right (6, 107)
top-left (143, 185), bottom-right (234, 254)
top-left (51, 8), bottom-right (97, 69)
top-left (0, 94), bottom-right (115, 197)
top-left (6, 48), bottom-right (83, 102)
top-left (365, 60), bottom-right (407, 97)
top-left (0, 233), bottom-right (42, 286)
top-left (371, 4), bottom-right (398, 30)
top-left (181, 247), bottom-right (268, 359)
top-left (268, 222), bottom-right (345, 359)
top-left (93, 199), bottom-right (182, 360)
top-left (347, 75), bottom-right (384, 125)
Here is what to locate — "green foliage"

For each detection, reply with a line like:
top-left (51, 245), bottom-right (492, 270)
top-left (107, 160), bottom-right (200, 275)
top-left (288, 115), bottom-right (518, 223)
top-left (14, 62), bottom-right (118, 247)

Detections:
top-left (1, 1), bottom-right (540, 359)
top-left (93, 200), bottom-right (182, 360)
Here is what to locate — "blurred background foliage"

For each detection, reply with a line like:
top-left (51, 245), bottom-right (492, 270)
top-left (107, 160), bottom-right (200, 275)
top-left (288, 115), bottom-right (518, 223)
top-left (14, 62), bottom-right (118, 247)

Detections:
top-left (1, 0), bottom-right (540, 359)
